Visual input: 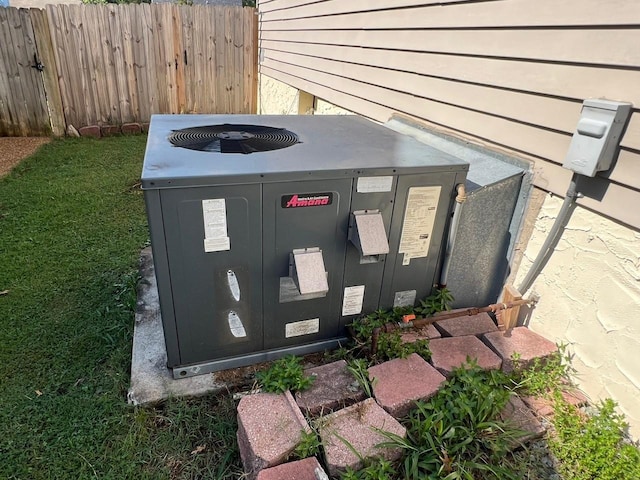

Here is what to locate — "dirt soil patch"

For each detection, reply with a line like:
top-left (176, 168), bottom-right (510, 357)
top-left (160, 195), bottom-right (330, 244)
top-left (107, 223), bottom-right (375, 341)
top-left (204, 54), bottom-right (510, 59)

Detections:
top-left (0, 137), bottom-right (51, 178)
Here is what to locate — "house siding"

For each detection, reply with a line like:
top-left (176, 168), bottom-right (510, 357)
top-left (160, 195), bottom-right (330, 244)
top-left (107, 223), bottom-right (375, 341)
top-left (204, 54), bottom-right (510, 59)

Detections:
top-left (257, 0), bottom-right (640, 228)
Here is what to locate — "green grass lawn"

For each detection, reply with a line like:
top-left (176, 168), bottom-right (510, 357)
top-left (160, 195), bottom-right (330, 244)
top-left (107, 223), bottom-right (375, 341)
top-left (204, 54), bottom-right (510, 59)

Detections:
top-left (0, 137), bottom-right (242, 479)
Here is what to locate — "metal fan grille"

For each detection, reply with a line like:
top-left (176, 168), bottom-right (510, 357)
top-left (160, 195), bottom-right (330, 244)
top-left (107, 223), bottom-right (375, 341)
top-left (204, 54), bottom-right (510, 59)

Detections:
top-left (168, 124), bottom-right (300, 154)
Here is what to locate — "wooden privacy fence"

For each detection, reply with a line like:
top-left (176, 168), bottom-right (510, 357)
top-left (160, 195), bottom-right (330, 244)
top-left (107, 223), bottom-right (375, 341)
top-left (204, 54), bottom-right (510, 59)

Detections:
top-left (0, 4), bottom-right (258, 137)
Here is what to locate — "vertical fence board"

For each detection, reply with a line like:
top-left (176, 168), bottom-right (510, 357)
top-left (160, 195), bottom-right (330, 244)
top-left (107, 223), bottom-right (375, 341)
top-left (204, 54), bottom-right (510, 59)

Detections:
top-left (140, 3), bottom-right (158, 118)
top-left (84, 6), bottom-right (107, 124)
top-left (249, 8), bottom-right (258, 113)
top-left (0, 9), bottom-right (17, 135)
top-left (61, 5), bottom-right (84, 127)
top-left (110, 5), bottom-right (133, 122)
top-left (233, 7), bottom-right (244, 113)
top-left (242, 8), bottom-right (252, 114)
top-left (180, 6), bottom-right (194, 113)
top-left (70, 5), bottom-right (95, 126)
top-left (5, 8), bottom-right (30, 134)
top-left (202, 5), bottom-right (216, 113)
top-left (30, 7), bottom-right (64, 136)
top-left (224, 8), bottom-right (234, 113)
top-left (120, 5), bottom-right (139, 122)
top-left (214, 7), bottom-right (226, 113)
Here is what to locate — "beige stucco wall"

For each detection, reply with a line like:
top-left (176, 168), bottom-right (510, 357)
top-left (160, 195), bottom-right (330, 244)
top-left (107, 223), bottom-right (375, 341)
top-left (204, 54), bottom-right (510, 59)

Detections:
top-left (515, 192), bottom-right (640, 439)
top-left (258, 74), bottom-right (352, 116)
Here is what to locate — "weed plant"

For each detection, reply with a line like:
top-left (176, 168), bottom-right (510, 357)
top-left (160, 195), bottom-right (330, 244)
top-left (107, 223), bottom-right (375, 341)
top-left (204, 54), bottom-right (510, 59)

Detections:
top-left (511, 344), bottom-right (575, 397)
top-left (346, 358), bottom-right (375, 398)
top-left (290, 427), bottom-right (322, 462)
top-left (255, 354), bottom-right (315, 393)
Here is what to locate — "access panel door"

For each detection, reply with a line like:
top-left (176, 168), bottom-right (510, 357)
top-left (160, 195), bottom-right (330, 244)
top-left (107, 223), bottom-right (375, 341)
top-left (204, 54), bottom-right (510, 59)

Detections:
top-left (160, 185), bottom-right (262, 367)
top-left (263, 179), bottom-right (352, 349)
top-left (380, 172), bottom-right (460, 309)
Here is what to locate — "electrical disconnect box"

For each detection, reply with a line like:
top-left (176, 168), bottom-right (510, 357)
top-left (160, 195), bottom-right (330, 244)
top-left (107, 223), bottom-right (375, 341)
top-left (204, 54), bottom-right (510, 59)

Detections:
top-left (563, 99), bottom-right (632, 177)
top-left (142, 115), bottom-right (468, 378)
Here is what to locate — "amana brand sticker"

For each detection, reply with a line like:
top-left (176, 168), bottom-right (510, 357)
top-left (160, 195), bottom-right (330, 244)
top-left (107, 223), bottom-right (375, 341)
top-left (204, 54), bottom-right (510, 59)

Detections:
top-left (281, 192), bottom-right (333, 208)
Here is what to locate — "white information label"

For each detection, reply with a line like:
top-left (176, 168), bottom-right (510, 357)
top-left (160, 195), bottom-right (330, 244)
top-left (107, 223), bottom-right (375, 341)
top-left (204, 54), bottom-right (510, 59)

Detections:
top-left (204, 237), bottom-right (231, 252)
top-left (285, 318), bottom-right (320, 338)
top-left (357, 176), bottom-right (394, 193)
top-left (202, 198), bottom-right (230, 252)
top-left (398, 186), bottom-right (441, 265)
top-left (342, 285), bottom-right (365, 316)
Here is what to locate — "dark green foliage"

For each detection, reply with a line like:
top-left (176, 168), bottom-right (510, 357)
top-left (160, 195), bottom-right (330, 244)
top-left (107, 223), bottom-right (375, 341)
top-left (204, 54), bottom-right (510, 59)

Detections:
top-left (414, 287), bottom-right (455, 316)
top-left (550, 398), bottom-right (640, 480)
top-left (290, 428), bottom-right (322, 461)
top-left (256, 354), bottom-right (315, 393)
top-left (348, 288), bottom-right (453, 362)
top-left (381, 362), bottom-right (521, 479)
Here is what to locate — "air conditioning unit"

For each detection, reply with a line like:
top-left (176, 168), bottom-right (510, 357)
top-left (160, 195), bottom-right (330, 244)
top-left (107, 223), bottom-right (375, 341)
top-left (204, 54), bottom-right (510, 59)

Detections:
top-left (142, 115), bottom-right (468, 378)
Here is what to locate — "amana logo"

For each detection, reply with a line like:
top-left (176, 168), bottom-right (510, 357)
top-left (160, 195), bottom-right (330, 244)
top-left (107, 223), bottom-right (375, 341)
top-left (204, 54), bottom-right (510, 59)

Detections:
top-left (281, 192), bottom-right (333, 208)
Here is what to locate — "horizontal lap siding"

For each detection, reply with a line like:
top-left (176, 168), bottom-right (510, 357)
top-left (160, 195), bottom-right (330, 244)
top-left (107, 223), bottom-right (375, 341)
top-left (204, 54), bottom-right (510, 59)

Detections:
top-left (257, 0), bottom-right (640, 228)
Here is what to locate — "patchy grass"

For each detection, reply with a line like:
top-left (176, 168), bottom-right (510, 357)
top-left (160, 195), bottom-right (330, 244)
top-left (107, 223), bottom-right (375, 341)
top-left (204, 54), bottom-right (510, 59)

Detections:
top-left (0, 137), bottom-right (242, 479)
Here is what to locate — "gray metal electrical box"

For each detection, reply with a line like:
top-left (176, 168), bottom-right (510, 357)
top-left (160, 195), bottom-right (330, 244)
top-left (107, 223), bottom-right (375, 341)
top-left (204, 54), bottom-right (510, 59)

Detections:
top-left (563, 99), bottom-right (632, 177)
top-left (142, 115), bottom-right (468, 378)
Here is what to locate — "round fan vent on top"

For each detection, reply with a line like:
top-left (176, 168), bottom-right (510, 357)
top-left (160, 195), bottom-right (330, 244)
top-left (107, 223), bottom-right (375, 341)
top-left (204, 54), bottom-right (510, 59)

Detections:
top-left (168, 124), bottom-right (300, 154)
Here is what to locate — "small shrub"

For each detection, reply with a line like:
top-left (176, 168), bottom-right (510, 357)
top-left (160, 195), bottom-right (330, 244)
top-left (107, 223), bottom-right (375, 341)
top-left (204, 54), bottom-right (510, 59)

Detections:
top-left (255, 355), bottom-right (315, 394)
top-left (550, 397), bottom-right (640, 480)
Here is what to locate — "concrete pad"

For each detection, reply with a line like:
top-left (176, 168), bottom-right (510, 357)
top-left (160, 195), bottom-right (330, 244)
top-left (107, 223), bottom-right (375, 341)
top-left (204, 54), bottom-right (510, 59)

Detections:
top-left (317, 398), bottom-right (405, 478)
top-left (237, 391), bottom-right (311, 480)
top-left (295, 360), bottom-right (366, 417)
top-left (482, 327), bottom-right (558, 373)
top-left (256, 457), bottom-right (327, 480)
top-left (127, 248), bottom-right (225, 405)
top-left (429, 335), bottom-right (502, 377)
top-left (400, 324), bottom-right (441, 343)
top-left (368, 353), bottom-right (445, 418)
top-left (434, 312), bottom-right (497, 337)
top-left (500, 396), bottom-right (546, 447)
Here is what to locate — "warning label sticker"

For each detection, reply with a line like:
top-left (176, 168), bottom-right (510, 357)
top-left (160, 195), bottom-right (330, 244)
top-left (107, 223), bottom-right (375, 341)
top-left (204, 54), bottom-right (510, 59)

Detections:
top-left (398, 186), bottom-right (441, 265)
top-left (202, 199), bottom-right (230, 252)
top-left (342, 285), bottom-right (365, 316)
top-left (285, 318), bottom-right (320, 338)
